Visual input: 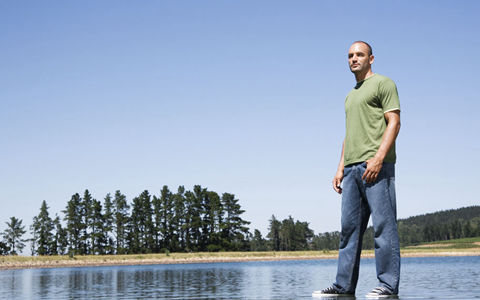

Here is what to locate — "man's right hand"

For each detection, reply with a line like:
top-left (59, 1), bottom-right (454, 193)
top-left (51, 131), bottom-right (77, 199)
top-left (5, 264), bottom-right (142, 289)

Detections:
top-left (332, 170), bottom-right (344, 194)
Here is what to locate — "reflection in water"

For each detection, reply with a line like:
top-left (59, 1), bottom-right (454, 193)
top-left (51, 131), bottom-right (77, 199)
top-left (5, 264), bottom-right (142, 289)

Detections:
top-left (37, 269), bottom-right (52, 298)
top-left (312, 297), bottom-right (357, 300)
top-left (0, 257), bottom-right (478, 299)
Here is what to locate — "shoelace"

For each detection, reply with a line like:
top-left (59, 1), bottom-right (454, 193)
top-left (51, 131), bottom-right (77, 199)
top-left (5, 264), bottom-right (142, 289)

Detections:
top-left (322, 286), bottom-right (336, 293)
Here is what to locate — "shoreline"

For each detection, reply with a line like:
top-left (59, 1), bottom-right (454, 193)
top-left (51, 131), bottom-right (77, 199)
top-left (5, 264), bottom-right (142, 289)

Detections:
top-left (1, 249), bottom-right (479, 271)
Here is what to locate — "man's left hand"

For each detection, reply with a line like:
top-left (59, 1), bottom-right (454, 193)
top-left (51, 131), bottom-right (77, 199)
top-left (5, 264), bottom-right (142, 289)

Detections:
top-left (362, 157), bottom-right (383, 183)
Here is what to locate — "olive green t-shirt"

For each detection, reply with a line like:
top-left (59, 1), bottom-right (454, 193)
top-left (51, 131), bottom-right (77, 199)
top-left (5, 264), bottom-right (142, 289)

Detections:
top-left (344, 74), bottom-right (400, 166)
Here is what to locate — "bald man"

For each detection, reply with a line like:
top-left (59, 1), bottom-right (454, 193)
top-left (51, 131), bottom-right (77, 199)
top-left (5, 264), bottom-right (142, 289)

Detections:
top-left (314, 41), bottom-right (401, 298)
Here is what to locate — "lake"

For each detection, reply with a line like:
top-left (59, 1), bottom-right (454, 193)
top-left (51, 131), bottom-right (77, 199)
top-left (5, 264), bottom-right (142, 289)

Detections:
top-left (0, 256), bottom-right (478, 299)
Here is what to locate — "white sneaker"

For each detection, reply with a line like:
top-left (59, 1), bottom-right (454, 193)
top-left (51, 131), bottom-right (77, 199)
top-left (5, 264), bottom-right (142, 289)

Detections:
top-left (365, 287), bottom-right (398, 298)
top-left (312, 285), bottom-right (354, 297)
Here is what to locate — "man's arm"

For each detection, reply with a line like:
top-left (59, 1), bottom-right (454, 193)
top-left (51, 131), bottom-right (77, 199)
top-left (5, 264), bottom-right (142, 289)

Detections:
top-left (333, 139), bottom-right (345, 194)
top-left (362, 110), bottom-right (401, 183)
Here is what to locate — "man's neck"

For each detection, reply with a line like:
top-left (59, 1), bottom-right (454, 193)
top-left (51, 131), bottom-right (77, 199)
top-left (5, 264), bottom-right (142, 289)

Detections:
top-left (354, 70), bottom-right (374, 83)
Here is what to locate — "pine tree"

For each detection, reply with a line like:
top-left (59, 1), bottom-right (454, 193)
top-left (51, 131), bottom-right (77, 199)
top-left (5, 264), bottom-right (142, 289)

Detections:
top-left (153, 186), bottom-right (174, 252)
top-left (31, 200), bottom-right (54, 255)
top-left (30, 216), bottom-right (39, 255)
top-left (103, 193), bottom-right (115, 254)
top-left (53, 215), bottom-right (68, 255)
top-left (141, 190), bottom-right (155, 252)
top-left (128, 195), bottom-right (143, 253)
top-left (172, 186), bottom-right (186, 251)
top-left (152, 193), bottom-right (161, 252)
top-left (203, 190), bottom-right (222, 251)
top-left (183, 190), bottom-right (194, 251)
top-left (159, 186), bottom-right (174, 251)
top-left (113, 190), bottom-right (129, 254)
top-left (200, 188), bottom-right (210, 250)
top-left (267, 215), bottom-right (281, 251)
top-left (63, 193), bottom-right (83, 255)
top-left (129, 190), bottom-right (154, 253)
top-left (221, 193), bottom-right (250, 251)
top-left (279, 216), bottom-right (295, 250)
top-left (3, 217), bottom-right (27, 255)
top-left (188, 186), bottom-right (204, 251)
top-left (90, 199), bottom-right (106, 254)
top-left (81, 189), bottom-right (94, 254)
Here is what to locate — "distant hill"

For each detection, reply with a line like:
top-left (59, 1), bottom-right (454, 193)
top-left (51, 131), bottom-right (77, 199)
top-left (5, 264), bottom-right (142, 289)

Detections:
top-left (395, 205), bottom-right (480, 247)
top-left (360, 206), bottom-right (480, 248)
top-left (400, 206), bottom-right (480, 227)
top-left (311, 206), bottom-right (480, 250)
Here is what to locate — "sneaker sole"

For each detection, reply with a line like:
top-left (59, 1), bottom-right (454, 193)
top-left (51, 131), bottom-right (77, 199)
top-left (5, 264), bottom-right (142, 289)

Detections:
top-left (312, 292), bottom-right (354, 298)
top-left (365, 294), bottom-right (398, 299)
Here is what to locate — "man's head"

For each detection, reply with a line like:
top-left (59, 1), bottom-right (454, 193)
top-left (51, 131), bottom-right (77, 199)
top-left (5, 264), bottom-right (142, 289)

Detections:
top-left (348, 41), bottom-right (374, 77)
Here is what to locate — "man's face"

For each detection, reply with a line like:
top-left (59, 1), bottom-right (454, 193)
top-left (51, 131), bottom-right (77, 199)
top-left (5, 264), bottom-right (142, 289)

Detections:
top-left (348, 43), bottom-right (374, 74)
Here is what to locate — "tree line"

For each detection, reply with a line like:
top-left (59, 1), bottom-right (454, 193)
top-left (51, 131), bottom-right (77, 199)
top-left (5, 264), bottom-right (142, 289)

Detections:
top-left (1, 190), bottom-right (479, 256)
top-left (308, 205), bottom-right (480, 250)
top-left (396, 205), bottom-right (480, 246)
top-left (0, 186), bottom-right (250, 255)
top-left (251, 206), bottom-right (480, 251)
top-left (249, 215), bottom-right (340, 251)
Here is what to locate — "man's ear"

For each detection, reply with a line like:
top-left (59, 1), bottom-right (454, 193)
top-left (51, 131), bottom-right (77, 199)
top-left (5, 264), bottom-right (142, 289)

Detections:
top-left (369, 55), bottom-right (375, 65)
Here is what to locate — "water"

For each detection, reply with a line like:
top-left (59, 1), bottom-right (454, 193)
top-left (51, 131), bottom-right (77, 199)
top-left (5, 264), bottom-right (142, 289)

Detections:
top-left (0, 256), bottom-right (479, 299)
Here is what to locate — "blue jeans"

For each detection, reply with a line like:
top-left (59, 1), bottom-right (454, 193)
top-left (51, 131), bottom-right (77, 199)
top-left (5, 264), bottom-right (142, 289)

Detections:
top-left (334, 162), bottom-right (400, 294)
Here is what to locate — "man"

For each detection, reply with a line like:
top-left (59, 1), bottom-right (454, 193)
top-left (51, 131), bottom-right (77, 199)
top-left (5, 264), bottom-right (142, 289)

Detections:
top-left (313, 41), bottom-right (401, 298)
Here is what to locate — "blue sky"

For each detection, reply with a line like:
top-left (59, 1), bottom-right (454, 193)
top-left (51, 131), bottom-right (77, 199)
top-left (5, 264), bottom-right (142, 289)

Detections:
top-left (1, 1), bottom-right (479, 240)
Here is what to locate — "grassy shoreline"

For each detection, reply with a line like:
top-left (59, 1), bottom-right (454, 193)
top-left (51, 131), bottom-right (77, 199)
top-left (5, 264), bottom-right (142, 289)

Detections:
top-left (1, 247), bottom-right (479, 270)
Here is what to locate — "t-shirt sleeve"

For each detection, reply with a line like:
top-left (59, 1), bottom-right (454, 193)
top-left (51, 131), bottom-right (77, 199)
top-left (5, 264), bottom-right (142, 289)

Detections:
top-left (379, 78), bottom-right (400, 113)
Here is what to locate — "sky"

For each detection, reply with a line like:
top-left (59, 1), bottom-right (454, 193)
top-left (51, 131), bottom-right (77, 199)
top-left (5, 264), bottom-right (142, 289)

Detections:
top-left (1, 1), bottom-right (479, 243)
